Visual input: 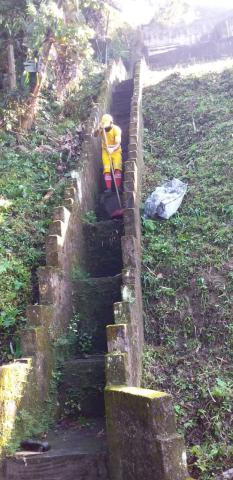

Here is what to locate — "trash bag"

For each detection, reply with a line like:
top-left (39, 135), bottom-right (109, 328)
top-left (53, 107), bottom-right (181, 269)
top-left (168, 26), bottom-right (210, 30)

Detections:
top-left (144, 178), bottom-right (187, 220)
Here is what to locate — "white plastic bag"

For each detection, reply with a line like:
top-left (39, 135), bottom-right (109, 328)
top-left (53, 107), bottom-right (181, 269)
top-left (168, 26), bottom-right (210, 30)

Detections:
top-left (144, 178), bottom-right (187, 220)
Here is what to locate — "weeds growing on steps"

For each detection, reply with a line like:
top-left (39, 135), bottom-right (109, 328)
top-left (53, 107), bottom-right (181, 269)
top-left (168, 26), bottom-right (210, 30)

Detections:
top-left (141, 69), bottom-right (233, 479)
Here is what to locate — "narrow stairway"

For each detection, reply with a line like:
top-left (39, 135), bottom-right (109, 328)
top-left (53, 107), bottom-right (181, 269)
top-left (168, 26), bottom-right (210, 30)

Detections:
top-left (4, 79), bottom-right (134, 480)
top-left (110, 79), bottom-right (133, 163)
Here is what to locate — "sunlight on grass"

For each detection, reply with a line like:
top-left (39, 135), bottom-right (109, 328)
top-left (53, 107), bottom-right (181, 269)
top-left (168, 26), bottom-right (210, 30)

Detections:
top-left (0, 198), bottom-right (12, 209)
top-left (145, 57), bottom-right (233, 86)
top-left (0, 199), bottom-right (12, 225)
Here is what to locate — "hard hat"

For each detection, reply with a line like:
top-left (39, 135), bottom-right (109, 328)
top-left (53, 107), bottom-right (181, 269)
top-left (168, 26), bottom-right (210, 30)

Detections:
top-left (100, 114), bottom-right (113, 128)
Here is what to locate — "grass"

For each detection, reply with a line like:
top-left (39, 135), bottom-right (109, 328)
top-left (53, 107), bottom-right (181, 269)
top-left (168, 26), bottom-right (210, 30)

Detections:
top-left (0, 125), bottom-right (63, 362)
top-left (141, 68), bottom-right (233, 479)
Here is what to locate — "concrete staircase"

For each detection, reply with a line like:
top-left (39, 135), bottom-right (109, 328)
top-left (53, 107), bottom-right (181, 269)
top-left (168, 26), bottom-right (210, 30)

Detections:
top-left (4, 79), bottom-right (134, 480)
top-left (110, 79), bottom-right (134, 162)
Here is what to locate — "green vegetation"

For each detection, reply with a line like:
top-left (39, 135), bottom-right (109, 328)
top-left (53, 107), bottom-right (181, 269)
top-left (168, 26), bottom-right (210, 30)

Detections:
top-left (0, 63), bottom-right (104, 364)
top-left (0, 128), bottom-right (61, 362)
top-left (82, 210), bottom-right (98, 224)
top-left (142, 70), bottom-right (233, 479)
top-left (0, 0), bottom-right (136, 366)
top-left (55, 312), bottom-right (93, 355)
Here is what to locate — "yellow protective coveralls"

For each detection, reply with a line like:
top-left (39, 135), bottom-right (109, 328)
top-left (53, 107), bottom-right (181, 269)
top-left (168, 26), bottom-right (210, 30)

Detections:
top-left (100, 124), bottom-right (122, 174)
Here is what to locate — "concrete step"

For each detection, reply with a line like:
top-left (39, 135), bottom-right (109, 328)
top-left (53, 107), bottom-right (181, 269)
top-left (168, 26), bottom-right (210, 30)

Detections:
top-left (72, 274), bottom-right (122, 353)
top-left (112, 116), bottom-right (130, 124)
top-left (115, 123), bottom-right (130, 133)
top-left (59, 355), bottom-right (105, 418)
top-left (97, 191), bottom-right (124, 221)
top-left (111, 97), bottom-right (131, 103)
top-left (114, 84), bottom-right (133, 92)
top-left (4, 420), bottom-right (108, 480)
top-left (111, 98), bottom-right (132, 106)
top-left (114, 86), bottom-right (133, 95)
top-left (114, 113), bottom-right (130, 119)
top-left (112, 102), bottom-right (131, 107)
top-left (111, 111), bottom-right (131, 118)
top-left (111, 108), bottom-right (131, 115)
top-left (83, 219), bottom-right (123, 277)
top-left (116, 78), bottom-right (133, 88)
top-left (111, 80), bottom-right (133, 115)
top-left (119, 129), bottom-right (130, 137)
top-left (111, 105), bottom-right (131, 114)
top-left (111, 97), bottom-right (132, 104)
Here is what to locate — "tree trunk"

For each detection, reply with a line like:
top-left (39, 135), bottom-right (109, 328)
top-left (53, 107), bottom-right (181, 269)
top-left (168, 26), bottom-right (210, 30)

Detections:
top-left (20, 0), bottom-right (63, 130)
top-left (20, 36), bottom-right (54, 130)
top-left (7, 41), bottom-right (16, 90)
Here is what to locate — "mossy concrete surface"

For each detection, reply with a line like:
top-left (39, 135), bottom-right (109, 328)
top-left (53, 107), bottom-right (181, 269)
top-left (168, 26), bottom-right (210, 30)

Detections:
top-left (4, 419), bottom-right (109, 480)
top-left (59, 355), bottom-right (105, 417)
top-left (0, 321), bottom-right (57, 463)
top-left (105, 386), bottom-right (188, 480)
top-left (0, 360), bottom-right (32, 457)
top-left (83, 220), bottom-right (124, 277)
top-left (0, 348), bottom-right (57, 463)
top-left (105, 353), bottom-right (130, 386)
top-left (73, 275), bottom-right (122, 353)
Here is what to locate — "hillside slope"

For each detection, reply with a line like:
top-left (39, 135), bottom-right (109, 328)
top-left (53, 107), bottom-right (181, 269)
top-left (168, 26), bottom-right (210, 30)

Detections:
top-left (0, 68), bottom-right (104, 364)
top-left (142, 69), bottom-right (233, 479)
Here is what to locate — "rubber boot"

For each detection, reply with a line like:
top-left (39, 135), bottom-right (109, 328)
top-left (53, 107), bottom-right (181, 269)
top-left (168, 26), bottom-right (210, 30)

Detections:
top-left (104, 172), bottom-right (112, 192)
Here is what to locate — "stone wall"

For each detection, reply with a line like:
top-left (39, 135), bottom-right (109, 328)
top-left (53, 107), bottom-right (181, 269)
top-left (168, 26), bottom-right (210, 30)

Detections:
top-left (106, 59), bottom-right (146, 388)
top-left (141, 12), bottom-right (233, 68)
top-left (148, 38), bottom-right (233, 69)
top-left (142, 10), bottom-right (233, 53)
top-left (0, 59), bottom-right (128, 463)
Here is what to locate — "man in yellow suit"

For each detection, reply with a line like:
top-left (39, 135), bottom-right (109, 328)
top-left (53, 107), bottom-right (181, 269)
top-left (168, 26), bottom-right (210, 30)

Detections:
top-left (95, 114), bottom-right (122, 192)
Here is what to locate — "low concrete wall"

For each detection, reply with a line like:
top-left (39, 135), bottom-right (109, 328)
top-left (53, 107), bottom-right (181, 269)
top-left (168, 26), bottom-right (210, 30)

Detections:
top-left (148, 38), bottom-right (233, 69)
top-left (106, 59), bottom-right (146, 388)
top-left (105, 386), bottom-right (189, 480)
top-left (0, 360), bottom-right (32, 455)
top-left (142, 12), bottom-right (233, 68)
top-left (142, 11), bottom-right (233, 53)
top-left (0, 59), bottom-right (128, 461)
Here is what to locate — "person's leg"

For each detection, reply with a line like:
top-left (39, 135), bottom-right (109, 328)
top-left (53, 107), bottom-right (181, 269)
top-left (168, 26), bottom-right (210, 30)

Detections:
top-left (102, 150), bottom-right (111, 191)
top-left (112, 150), bottom-right (122, 189)
top-left (104, 173), bottom-right (112, 190)
top-left (114, 170), bottom-right (122, 188)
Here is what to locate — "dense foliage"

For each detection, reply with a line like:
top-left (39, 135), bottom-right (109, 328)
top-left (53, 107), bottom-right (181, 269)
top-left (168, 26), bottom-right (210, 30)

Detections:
top-left (142, 70), bottom-right (233, 479)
